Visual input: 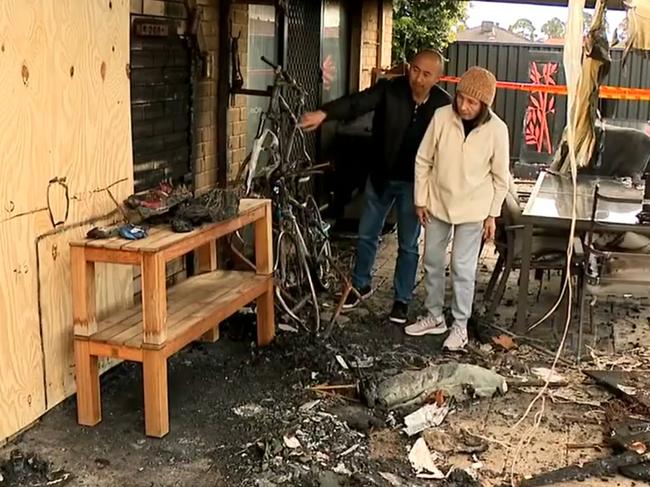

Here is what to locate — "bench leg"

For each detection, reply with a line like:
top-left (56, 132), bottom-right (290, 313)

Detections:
top-left (256, 283), bottom-right (275, 346)
top-left (197, 241), bottom-right (219, 341)
top-left (143, 350), bottom-right (169, 437)
top-left (201, 325), bottom-right (220, 342)
top-left (196, 240), bottom-right (218, 273)
top-left (74, 340), bottom-right (101, 426)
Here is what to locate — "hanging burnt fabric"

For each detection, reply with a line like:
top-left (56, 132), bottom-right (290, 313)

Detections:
top-left (623, 0), bottom-right (650, 54)
top-left (551, 0), bottom-right (611, 172)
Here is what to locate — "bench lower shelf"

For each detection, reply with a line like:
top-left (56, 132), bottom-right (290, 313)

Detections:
top-left (75, 270), bottom-right (272, 361)
top-left (74, 269), bottom-right (275, 438)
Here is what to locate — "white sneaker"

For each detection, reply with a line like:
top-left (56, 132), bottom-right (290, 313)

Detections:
top-left (443, 322), bottom-right (468, 351)
top-left (404, 315), bottom-right (448, 336)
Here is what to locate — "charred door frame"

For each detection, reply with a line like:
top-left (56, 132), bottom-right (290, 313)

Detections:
top-left (217, 0), bottom-right (231, 187)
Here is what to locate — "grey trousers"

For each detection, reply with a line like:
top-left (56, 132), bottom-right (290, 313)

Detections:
top-left (423, 217), bottom-right (483, 324)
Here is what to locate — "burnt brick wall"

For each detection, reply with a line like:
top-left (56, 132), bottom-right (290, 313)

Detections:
top-left (227, 4), bottom-right (249, 184)
top-left (130, 0), bottom-right (220, 195)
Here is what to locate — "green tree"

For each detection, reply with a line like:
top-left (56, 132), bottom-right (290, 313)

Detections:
top-left (392, 0), bottom-right (469, 63)
top-left (508, 18), bottom-right (536, 41)
top-left (583, 11), bottom-right (609, 34)
top-left (541, 17), bottom-right (566, 39)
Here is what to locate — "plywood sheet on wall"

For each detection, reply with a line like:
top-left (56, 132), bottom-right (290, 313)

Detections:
top-left (39, 222), bottom-right (133, 406)
top-left (0, 0), bottom-right (134, 441)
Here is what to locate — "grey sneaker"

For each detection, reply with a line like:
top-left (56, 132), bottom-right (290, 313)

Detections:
top-left (443, 322), bottom-right (468, 351)
top-left (404, 314), bottom-right (448, 336)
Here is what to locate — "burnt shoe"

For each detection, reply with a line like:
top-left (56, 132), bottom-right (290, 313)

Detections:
top-left (342, 286), bottom-right (372, 309)
top-left (389, 301), bottom-right (409, 324)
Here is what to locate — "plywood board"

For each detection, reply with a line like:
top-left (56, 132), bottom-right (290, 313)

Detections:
top-left (0, 0), bottom-right (134, 441)
top-left (39, 223), bottom-right (133, 406)
top-left (0, 217), bottom-right (47, 443)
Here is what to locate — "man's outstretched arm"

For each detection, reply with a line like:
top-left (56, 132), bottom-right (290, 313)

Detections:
top-left (300, 79), bottom-right (388, 132)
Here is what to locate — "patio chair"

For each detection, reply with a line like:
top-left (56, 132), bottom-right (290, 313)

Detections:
top-left (576, 185), bottom-right (650, 356)
top-left (483, 183), bottom-right (577, 320)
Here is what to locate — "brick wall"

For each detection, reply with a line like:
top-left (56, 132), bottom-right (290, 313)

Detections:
top-left (359, 0), bottom-right (393, 90)
top-left (227, 4), bottom-right (249, 184)
top-left (194, 0), bottom-right (220, 194)
top-left (380, 1), bottom-right (393, 69)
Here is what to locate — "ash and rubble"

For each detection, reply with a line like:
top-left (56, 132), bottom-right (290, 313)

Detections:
top-left (229, 321), bottom-right (506, 487)
top-left (3, 237), bottom-right (650, 486)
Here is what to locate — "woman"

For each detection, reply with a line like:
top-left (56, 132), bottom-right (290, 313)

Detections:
top-left (404, 66), bottom-right (510, 351)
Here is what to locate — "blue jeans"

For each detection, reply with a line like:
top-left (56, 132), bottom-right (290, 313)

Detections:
top-left (353, 178), bottom-right (421, 303)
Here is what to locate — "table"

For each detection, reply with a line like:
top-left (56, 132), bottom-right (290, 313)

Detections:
top-left (70, 198), bottom-right (274, 437)
top-left (515, 171), bottom-right (644, 332)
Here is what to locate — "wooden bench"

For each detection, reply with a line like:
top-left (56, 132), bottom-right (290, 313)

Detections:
top-left (70, 198), bottom-right (274, 437)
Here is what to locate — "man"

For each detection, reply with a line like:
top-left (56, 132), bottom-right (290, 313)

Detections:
top-left (300, 50), bottom-right (450, 324)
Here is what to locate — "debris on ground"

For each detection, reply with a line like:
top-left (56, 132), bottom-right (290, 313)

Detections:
top-left (246, 399), bottom-right (377, 486)
top-left (364, 362), bottom-right (508, 410)
top-left (278, 323), bottom-right (299, 333)
top-left (519, 450), bottom-right (650, 486)
top-left (444, 468), bottom-right (482, 487)
top-left (530, 367), bottom-right (565, 384)
top-left (329, 405), bottom-right (384, 433)
top-left (408, 437), bottom-right (445, 479)
top-left (585, 369), bottom-right (650, 411)
top-left (282, 434), bottom-right (301, 450)
top-left (610, 419), bottom-right (650, 452)
top-left (492, 334), bottom-right (517, 351)
top-left (379, 471), bottom-right (404, 486)
top-left (403, 403), bottom-right (449, 436)
top-left (233, 403), bottom-right (265, 418)
top-left (422, 428), bottom-right (489, 455)
top-left (0, 450), bottom-right (71, 487)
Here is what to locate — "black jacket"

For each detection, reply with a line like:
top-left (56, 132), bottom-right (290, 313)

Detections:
top-left (321, 76), bottom-right (451, 193)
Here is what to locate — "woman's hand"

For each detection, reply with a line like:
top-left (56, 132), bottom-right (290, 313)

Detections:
top-left (483, 216), bottom-right (496, 241)
top-left (415, 206), bottom-right (431, 226)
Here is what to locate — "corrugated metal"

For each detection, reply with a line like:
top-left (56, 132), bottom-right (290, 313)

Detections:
top-left (442, 42), bottom-right (568, 166)
top-left (442, 41), bottom-right (650, 174)
top-left (130, 7), bottom-right (192, 193)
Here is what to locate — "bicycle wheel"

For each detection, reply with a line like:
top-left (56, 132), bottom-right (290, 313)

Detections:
top-left (303, 195), bottom-right (333, 291)
top-left (275, 230), bottom-right (321, 333)
top-left (233, 153), bottom-right (252, 189)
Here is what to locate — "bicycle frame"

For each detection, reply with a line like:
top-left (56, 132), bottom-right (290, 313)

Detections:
top-left (241, 57), bottom-right (311, 194)
top-left (230, 56), bottom-right (336, 334)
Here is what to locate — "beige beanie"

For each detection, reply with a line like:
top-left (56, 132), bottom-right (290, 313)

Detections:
top-left (457, 66), bottom-right (497, 106)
